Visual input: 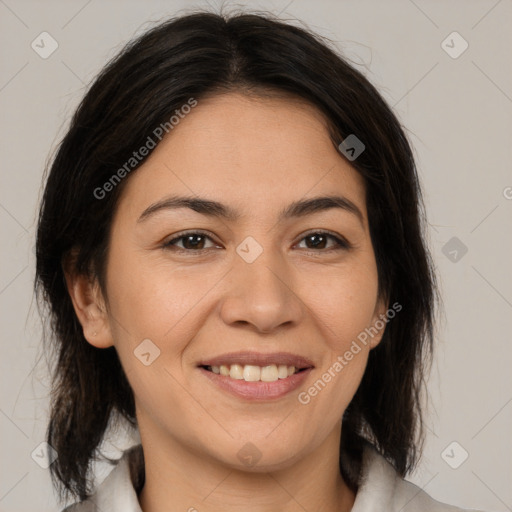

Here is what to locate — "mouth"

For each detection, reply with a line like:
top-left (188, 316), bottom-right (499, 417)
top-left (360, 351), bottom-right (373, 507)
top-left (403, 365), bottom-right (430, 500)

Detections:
top-left (200, 363), bottom-right (308, 382)
top-left (197, 351), bottom-right (314, 400)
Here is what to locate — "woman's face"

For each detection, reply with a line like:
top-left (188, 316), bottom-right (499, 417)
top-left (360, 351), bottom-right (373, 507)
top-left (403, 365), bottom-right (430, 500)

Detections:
top-left (94, 92), bottom-right (387, 470)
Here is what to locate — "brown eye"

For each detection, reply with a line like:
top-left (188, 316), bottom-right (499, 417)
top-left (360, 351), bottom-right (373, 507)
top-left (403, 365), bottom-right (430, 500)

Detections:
top-left (162, 230), bottom-right (350, 255)
top-left (163, 231), bottom-right (218, 251)
top-left (296, 231), bottom-right (350, 252)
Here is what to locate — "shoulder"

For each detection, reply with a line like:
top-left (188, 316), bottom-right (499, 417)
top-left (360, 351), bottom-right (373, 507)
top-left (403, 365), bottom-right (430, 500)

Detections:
top-left (60, 503), bottom-right (94, 512)
top-left (354, 445), bottom-right (487, 512)
top-left (59, 447), bottom-right (142, 512)
top-left (391, 476), bottom-right (482, 512)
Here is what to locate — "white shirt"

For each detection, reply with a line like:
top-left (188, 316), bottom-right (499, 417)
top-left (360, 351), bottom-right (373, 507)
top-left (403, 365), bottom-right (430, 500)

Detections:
top-left (62, 445), bottom-right (484, 511)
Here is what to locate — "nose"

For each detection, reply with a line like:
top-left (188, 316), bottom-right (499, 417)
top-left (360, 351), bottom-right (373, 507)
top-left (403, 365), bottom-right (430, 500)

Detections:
top-left (218, 245), bottom-right (304, 334)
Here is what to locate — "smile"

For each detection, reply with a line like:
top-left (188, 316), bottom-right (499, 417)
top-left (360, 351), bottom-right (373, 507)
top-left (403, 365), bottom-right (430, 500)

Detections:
top-left (202, 363), bottom-right (301, 382)
top-left (197, 351), bottom-right (314, 401)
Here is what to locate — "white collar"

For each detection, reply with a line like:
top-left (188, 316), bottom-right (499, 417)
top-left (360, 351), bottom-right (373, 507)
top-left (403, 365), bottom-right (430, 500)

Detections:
top-left (64, 444), bottom-right (474, 511)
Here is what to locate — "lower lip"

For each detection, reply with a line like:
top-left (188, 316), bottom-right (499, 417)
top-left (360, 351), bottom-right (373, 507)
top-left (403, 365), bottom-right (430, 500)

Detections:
top-left (198, 367), bottom-right (313, 401)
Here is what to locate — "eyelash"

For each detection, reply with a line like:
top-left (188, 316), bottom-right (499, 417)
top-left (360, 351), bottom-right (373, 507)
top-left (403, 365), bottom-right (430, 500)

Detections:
top-left (162, 230), bottom-right (351, 255)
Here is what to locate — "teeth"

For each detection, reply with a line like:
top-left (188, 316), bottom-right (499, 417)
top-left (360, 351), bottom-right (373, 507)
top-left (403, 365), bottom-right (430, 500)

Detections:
top-left (243, 365), bottom-right (261, 382)
top-left (261, 364), bottom-right (278, 382)
top-left (230, 364), bottom-right (244, 380)
top-left (207, 363), bottom-right (299, 382)
top-left (277, 364), bottom-right (289, 379)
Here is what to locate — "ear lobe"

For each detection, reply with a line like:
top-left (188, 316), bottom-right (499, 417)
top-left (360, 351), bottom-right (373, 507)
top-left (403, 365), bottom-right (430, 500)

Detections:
top-left (368, 295), bottom-right (390, 349)
top-left (63, 262), bottom-right (113, 349)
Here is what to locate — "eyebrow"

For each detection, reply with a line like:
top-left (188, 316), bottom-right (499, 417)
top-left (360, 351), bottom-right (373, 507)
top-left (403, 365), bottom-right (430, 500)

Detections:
top-left (137, 194), bottom-right (364, 226)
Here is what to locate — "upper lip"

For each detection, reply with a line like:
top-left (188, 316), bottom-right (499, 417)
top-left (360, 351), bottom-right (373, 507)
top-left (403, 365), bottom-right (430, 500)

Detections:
top-left (198, 351), bottom-right (315, 369)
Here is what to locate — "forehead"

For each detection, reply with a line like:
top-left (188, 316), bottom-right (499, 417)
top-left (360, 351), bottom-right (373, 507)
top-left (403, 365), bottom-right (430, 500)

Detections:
top-left (115, 92), bottom-right (367, 223)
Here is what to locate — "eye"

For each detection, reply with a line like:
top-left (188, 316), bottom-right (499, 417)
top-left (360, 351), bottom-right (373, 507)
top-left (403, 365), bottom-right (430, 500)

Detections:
top-left (163, 231), bottom-right (219, 252)
top-left (295, 231), bottom-right (350, 252)
top-left (162, 230), bottom-right (351, 254)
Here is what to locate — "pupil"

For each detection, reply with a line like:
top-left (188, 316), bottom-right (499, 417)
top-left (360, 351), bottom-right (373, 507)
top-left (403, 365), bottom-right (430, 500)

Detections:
top-left (185, 235), bottom-right (203, 249)
top-left (308, 234), bottom-right (326, 249)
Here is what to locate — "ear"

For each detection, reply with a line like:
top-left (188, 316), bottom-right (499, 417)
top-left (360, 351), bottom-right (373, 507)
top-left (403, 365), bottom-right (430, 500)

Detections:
top-left (368, 294), bottom-right (390, 350)
top-left (63, 257), bottom-right (113, 349)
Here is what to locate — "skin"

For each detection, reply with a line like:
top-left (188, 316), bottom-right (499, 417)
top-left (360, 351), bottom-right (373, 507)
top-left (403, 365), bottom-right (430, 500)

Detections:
top-left (66, 92), bottom-right (388, 512)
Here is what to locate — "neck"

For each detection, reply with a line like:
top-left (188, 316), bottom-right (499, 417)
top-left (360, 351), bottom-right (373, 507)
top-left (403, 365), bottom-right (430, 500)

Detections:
top-left (137, 420), bottom-right (355, 512)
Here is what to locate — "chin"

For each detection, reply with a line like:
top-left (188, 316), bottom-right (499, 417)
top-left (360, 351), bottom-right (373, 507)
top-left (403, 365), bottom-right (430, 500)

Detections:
top-left (210, 435), bottom-right (306, 472)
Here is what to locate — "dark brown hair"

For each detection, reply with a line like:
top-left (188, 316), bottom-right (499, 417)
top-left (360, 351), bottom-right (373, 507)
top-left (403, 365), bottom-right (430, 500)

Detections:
top-left (35, 8), bottom-right (437, 505)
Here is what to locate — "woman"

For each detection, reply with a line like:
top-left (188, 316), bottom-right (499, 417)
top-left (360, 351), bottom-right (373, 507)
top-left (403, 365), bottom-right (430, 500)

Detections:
top-left (35, 9), bottom-right (483, 512)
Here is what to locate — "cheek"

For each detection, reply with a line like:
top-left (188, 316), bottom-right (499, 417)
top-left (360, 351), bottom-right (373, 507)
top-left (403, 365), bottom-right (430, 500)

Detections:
top-left (300, 256), bottom-right (380, 351)
top-left (103, 252), bottom-right (207, 421)
top-left (105, 244), bottom-right (205, 340)
top-left (104, 246), bottom-right (237, 397)
top-left (297, 267), bottom-right (377, 423)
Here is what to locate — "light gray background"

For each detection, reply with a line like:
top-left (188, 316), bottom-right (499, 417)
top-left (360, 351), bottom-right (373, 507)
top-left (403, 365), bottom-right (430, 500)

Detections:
top-left (1, 0), bottom-right (511, 510)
